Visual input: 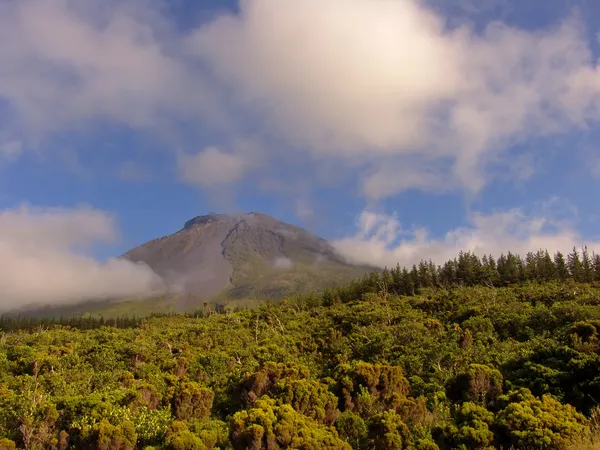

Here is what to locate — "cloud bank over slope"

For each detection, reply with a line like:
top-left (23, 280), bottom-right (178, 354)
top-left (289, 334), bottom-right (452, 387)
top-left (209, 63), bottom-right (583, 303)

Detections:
top-left (0, 205), bottom-right (163, 312)
top-left (332, 205), bottom-right (600, 269)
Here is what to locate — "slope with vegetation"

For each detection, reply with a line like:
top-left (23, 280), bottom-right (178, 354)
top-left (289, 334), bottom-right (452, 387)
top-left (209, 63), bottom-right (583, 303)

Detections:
top-left (2, 248), bottom-right (600, 449)
top-left (120, 212), bottom-right (373, 313)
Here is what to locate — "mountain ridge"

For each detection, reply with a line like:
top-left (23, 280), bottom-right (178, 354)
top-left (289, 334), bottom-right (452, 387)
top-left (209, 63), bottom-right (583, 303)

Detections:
top-left (11, 212), bottom-right (375, 318)
top-left (119, 211), bottom-right (373, 312)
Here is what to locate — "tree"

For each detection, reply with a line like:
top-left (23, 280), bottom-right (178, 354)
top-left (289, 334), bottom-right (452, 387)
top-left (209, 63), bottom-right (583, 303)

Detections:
top-left (229, 397), bottom-right (351, 450)
top-left (171, 382), bottom-right (214, 422)
top-left (335, 362), bottom-right (409, 415)
top-left (442, 402), bottom-right (494, 450)
top-left (554, 251), bottom-right (569, 280)
top-left (368, 410), bottom-right (411, 450)
top-left (447, 364), bottom-right (503, 408)
top-left (567, 247), bottom-right (583, 281)
top-left (494, 389), bottom-right (589, 450)
top-left (593, 253), bottom-right (600, 281)
top-left (335, 412), bottom-right (367, 449)
top-left (582, 246), bottom-right (593, 282)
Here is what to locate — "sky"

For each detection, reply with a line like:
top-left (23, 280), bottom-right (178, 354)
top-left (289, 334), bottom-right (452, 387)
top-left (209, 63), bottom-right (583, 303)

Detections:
top-left (1, 0), bottom-right (600, 309)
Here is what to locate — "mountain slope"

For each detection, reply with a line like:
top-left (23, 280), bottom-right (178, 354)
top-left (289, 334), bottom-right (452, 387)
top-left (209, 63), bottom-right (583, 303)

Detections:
top-left (121, 212), bottom-right (373, 311)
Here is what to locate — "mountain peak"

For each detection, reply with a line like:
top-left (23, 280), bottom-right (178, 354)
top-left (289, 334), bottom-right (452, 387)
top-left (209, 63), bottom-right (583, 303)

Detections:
top-left (183, 212), bottom-right (269, 230)
top-left (183, 213), bottom-right (233, 229)
top-left (123, 211), bottom-right (372, 311)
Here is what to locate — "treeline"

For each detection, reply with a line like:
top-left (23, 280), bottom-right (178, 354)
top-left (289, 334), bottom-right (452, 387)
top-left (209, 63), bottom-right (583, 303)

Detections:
top-left (0, 314), bottom-right (144, 332)
top-left (326, 247), bottom-right (600, 303)
top-left (0, 307), bottom-right (238, 332)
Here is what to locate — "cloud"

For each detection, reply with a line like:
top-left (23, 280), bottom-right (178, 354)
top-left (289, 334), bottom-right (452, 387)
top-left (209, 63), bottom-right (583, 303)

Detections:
top-left (189, 0), bottom-right (600, 197)
top-left (361, 158), bottom-right (455, 199)
top-left (1, 0), bottom-right (600, 201)
top-left (294, 199), bottom-right (315, 221)
top-left (0, 140), bottom-right (22, 161)
top-left (116, 160), bottom-right (152, 181)
top-left (590, 154), bottom-right (600, 179)
top-left (332, 205), bottom-right (600, 269)
top-left (0, 205), bottom-right (164, 312)
top-left (273, 256), bottom-right (294, 270)
top-left (0, 0), bottom-right (220, 137)
top-left (178, 146), bottom-right (247, 187)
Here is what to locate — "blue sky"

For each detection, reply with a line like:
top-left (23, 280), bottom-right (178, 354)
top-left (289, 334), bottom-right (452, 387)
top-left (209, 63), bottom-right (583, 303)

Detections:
top-left (1, 0), bottom-right (600, 307)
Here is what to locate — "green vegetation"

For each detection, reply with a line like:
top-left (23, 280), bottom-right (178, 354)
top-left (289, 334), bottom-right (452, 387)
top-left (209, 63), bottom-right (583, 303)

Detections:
top-left (3, 248), bottom-right (600, 449)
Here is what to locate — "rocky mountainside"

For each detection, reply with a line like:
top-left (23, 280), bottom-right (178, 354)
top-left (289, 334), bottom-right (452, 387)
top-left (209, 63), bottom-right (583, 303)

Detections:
top-left (119, 212), bottom-right (372, 311)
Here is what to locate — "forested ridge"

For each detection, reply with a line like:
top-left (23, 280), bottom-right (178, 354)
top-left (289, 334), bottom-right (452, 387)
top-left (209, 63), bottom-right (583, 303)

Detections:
top-left (3, 248), bottom-right (600, 449)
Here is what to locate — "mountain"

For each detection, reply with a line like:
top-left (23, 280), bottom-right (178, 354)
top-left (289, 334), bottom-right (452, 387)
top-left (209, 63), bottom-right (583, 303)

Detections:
top-left (117, 212), bottom-right (373, 312)
top-left (14, 212), bottom-right (373, 318)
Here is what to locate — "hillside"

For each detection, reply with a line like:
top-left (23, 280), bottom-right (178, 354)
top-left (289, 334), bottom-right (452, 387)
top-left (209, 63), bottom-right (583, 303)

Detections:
top-left (15, 213), bottom-right (374, 318)
top-left (119, 212), bottom-right (373, 312)
top-left (2, 248), bottom-right (600, 449)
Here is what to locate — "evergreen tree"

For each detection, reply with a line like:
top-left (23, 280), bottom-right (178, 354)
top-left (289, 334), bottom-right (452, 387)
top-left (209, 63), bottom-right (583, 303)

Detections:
top-left (418, 261), bottom-right (433, 288)
top-left (440, 259), bottom-right (457, 286)
top-left (539, 250), bottom-right (557, 281)
top-left (582, 246), bottom-right (593, 282)
top-left (524, 252), bottom-right (537, 281)
top-left (593, 253), bottom-right (600, 282)
top-left (555, 251), bottom-right (569, 280)
top-left (567, 247), bottom-right (583, 281)
top-left (410, 265), bottom-right (420, 294)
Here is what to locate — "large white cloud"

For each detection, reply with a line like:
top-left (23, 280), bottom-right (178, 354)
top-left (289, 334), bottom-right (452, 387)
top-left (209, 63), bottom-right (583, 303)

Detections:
top-left (178, 146), bottom-right (248, 187)
top-left (0, 0), bottom-right (220, 134)
top-left (1, 0), bottom-right (600, 199)
top-left (187, 0), bottom-right (600, 197)
top-left (0, 205), bottom-right (164, 312)
top-left (332, 205), bottom-right (600, 269)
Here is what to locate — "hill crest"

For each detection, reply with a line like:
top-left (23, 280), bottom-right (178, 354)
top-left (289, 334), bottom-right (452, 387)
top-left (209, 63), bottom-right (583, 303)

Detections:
top-left (121, 212), bottom-right (371, 311)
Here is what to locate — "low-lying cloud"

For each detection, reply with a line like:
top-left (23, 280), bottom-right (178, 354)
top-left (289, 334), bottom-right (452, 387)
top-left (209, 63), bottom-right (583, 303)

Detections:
top-left (0, 205), bottom-right (164, 312)
top-left (332, 206), bottom-right (600, 269)
top-left (273, 256), bottom-right (294, 270)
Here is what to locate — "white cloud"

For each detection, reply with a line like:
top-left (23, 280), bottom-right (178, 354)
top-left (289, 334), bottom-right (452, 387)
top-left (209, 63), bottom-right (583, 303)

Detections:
top-left (0, 0), bottom-right (220, 136)
top-left (0, 140), bottom-right (22, 161)
top-left (273, 256), bottom-right (294, 270)
top-left (178, 146), bottom-right (247, 187)
top-left (294, 199), bottom-right (315, 221)
top-left (332, 206), bottom-right (600, 269)
top-left (361, 159), bottom-right (454, 199)
top-left (1, 1), bottom-right (600, 200)
top-left (189, 0), bottom-right (600, 197)
top-left (0, 205), bottom-right (164, 312)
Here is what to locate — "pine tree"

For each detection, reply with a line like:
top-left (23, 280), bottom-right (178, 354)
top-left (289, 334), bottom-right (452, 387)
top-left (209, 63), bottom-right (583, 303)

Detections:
top-left (554, 251), bottom-right (569, 280)
top-left (497, 254), bottom-right (508, 285)
top-left (582, 246), bottom-right (593, 282)
top-left (539, 250), bottom-right (557, 281)
top-left (501, 252), bottom-right (520, 285)
top-left (409, 266), bottom-right (419, 295)
top-left (524, 252), bottom-right (537, 281)
top-left (567, 247), bottom-right (583, 281)
top-left (418, 261), bottom-right (433, 288)
top-left (440, 259), bottom-right (457, 286)
top-left (487, 254), bottom-right (500, 286)
top-left (594, 253), bottom-right (600, 282)
top-left (429, 260), bottom-right (440, 288)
